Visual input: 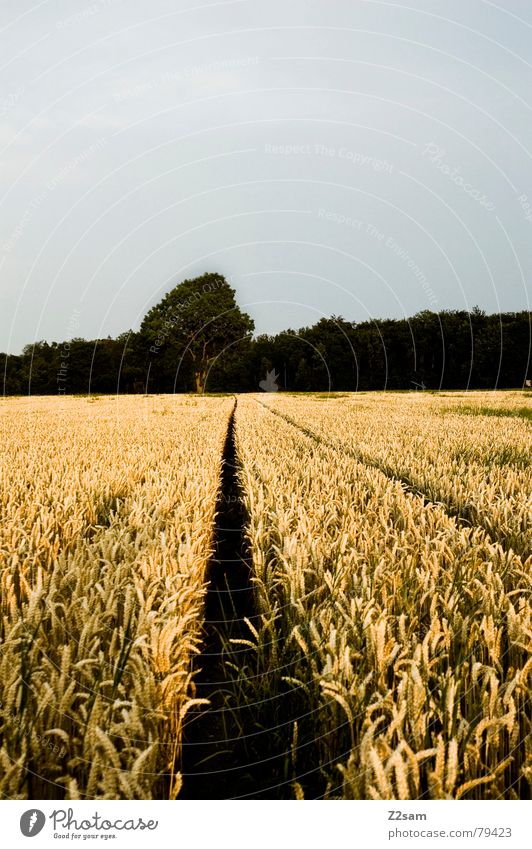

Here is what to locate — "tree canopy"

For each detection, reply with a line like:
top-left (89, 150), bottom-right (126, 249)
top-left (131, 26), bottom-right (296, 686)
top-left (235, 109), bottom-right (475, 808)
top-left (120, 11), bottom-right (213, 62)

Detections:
top-left (139, 273), bottom-right (254, 392)
top-left (2, 274), bottom-right (530, 394)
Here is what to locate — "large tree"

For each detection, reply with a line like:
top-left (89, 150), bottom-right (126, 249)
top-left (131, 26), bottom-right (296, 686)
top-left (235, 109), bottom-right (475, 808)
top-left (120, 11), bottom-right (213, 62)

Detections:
top-left (140, 272), bottom-right (254, 393)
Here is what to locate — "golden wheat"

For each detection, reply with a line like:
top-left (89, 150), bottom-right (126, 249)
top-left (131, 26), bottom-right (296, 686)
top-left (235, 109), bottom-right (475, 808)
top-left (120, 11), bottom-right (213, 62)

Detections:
top-left (262, 391), bottom-right (531, 557)
top-left (233, 394), bottom-right (531, 800)
top-left (0, 394), bottom-right (232, 799)
top-left (1, 391), bottom-right (529, 801)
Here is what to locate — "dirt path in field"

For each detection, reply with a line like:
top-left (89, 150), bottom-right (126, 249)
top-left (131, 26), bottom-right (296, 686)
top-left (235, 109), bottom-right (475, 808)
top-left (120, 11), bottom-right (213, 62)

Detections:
top-left (180, 402), bottom-right (284, 799)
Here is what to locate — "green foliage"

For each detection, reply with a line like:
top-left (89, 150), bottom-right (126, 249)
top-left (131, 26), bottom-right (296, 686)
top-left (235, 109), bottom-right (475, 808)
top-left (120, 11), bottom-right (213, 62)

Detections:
top-left (140, 273), bottom-right (254, 392)
top-left (1, 278), bottom-right (530, 394)
top-left (445, 405), bottom-right (532, 422)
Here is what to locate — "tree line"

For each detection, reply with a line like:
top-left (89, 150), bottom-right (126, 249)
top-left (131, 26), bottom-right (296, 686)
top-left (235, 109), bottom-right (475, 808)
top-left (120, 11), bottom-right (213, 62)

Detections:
top-left (2, 273), bottom-right (530, 394)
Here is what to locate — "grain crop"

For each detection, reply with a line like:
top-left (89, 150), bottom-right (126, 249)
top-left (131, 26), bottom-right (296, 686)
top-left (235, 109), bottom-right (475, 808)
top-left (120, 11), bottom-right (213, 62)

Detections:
top-left (232, 395), bottom-right (531, 799)
top-left (1, 391), bottom-right (530, 801)
top-left (0, 395), bottom-right (232, 799)
top-left (262, 391), bottom-right (531, 557)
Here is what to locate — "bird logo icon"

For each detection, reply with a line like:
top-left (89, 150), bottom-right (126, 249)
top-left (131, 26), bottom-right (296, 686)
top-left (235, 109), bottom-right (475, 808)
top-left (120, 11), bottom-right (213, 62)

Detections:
top-left (20, 809), bottom-right (46, 837)
top-left (259, 369), bottom-right (279, 392)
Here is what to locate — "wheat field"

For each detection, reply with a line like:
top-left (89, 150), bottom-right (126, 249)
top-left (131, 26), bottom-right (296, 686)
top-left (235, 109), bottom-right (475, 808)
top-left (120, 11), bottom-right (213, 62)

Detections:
top-left (0, 395), bottom-right (232, 799)
top-left (0, 391), bottom-right (530, 799)
top-left (234, 393), bottom-right (531, 799)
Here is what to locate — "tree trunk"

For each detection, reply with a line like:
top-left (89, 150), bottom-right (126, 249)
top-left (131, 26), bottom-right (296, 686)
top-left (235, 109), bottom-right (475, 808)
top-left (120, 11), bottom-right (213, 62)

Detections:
top-left (194, 370), bottom-right (207, 394)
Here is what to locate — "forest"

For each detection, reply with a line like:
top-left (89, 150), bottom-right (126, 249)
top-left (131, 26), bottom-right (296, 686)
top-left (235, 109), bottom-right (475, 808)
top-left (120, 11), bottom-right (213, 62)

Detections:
top-left (2, 273), bottom-right (530, 394)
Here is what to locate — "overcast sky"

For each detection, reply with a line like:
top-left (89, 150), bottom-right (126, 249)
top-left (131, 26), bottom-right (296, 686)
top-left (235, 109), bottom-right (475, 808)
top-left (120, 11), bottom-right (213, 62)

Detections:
top-left (1, 0), bottom-right (531, 353)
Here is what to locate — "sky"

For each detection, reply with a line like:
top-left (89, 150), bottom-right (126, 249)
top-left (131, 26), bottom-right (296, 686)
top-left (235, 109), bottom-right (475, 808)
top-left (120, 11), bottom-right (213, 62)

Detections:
top-left (1, 0), bottom-right (531, 353)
